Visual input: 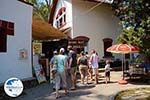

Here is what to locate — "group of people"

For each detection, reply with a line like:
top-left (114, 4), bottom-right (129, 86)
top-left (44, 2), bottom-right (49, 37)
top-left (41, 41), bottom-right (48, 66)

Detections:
top-left (49, 46), bottom-right (111, 99)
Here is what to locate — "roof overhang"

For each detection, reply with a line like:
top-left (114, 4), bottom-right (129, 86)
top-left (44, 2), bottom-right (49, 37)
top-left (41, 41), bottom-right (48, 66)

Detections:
top-left (18, 0), bottom-right (33, 6)
top-left (32, 16), bottom-right (66, 40)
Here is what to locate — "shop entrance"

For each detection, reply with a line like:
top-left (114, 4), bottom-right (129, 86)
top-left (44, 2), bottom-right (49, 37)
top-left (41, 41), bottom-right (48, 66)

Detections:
top-left (68, 36), bottom-right (89, 54)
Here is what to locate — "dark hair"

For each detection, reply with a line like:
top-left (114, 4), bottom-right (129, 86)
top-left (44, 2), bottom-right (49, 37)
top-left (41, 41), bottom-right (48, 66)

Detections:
top-left (80, 51), bottom-right (85, 56)
top-left (92, 49), bottom-right (96, 53)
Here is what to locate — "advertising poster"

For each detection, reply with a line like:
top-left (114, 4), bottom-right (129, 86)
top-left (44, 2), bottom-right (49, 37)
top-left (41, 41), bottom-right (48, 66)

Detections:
top-left (33, 64), bottom-right (47, 84)
top-left (33, 54), bottom-right (46, 84)
top-left (33, 42), bottom-right (42, 54)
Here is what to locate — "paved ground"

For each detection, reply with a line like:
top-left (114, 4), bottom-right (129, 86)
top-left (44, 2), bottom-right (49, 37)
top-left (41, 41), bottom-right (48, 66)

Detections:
top-left (16, 71), bottom-right (150, 100)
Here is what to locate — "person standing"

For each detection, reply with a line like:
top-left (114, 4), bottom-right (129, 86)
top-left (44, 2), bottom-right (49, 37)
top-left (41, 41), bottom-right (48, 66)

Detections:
top-left (89, 49), bottom-right (99, 84)
top-left (54, 48), bottom-right (68, 98)
top-left (67, 46), bottom-right (77, 90)
top-left (85, 52), bottom-right (93, 82)
top-left (49, 50), bottom-right (58, 90)
top-left (104, 60), bottom-right (111, 84)
top-left (77, 51), bottom-right (88, 84)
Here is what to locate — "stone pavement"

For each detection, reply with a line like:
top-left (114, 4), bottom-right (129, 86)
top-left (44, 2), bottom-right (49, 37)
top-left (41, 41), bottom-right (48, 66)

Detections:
top-left (16, 71), bottom-right (150, 100)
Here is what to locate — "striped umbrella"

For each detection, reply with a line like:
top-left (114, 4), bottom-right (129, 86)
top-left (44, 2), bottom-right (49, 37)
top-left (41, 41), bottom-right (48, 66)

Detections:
top-left (106, 43), bottom-right (139, 54)
top-left (106, 43), bottom-right (140, 84)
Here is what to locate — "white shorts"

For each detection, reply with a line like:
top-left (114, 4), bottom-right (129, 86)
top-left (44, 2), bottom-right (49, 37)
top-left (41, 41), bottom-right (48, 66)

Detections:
top-left (92, 68), bottom-right (98, 75)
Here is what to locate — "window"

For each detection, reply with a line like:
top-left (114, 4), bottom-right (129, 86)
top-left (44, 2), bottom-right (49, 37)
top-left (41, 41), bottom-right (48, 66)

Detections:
top-left (0, 29), bottom-right (7, 52)
top-left (103, 38), bottom-right (113, 58)
top-left (0, 20), bottom-right (14, 52)
top-left (56, 7), bottom-right (66, 28)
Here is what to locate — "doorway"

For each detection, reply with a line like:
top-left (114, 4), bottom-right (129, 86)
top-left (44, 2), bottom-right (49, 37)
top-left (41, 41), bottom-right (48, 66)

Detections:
top-left (103, 38), bottom-right (113, 58)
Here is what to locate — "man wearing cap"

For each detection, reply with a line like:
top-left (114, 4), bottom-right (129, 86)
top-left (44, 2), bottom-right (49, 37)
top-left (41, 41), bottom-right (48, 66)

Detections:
top-left (54, 48), bottom-right (68, 98)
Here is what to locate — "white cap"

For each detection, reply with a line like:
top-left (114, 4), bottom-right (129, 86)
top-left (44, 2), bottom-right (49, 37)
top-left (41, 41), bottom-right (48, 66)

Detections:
top-left (59, 48), bottom-right (65, 53)
top-left (53, 50), bottom-right (57, 54)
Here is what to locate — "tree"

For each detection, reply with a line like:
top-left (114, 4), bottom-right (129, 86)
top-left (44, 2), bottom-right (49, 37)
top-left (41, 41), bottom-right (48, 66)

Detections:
top-left (27, 0), bottom-right (52, 22)
top-left (112, 0), bottom-right (150, 58)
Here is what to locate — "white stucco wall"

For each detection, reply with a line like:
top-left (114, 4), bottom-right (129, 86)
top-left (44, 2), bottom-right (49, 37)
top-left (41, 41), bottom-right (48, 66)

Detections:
top-left (72, 0), bottom-right (121, 58)
top-left (64, 0), bottom-right (73, 37)
top-left (53, 0), bottom-right (73, 37)
top-left (0, 0), bottom-right (33, 83)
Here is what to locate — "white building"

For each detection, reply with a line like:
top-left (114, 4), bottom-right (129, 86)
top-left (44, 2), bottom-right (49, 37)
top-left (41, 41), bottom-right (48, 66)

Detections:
top-left (51, 0), bottom-right (121, 59)
top-left (0, 0), bottom-right (33, 83)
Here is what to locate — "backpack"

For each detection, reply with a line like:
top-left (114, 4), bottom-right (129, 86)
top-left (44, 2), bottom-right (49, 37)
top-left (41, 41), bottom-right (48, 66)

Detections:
top-left (79, 56), bottom-right (88, 65)
top-left (70, 52), bottom-right (77, 67)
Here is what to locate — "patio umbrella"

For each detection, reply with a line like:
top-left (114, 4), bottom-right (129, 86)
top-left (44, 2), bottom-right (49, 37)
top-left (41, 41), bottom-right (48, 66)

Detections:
top-left (107, 44), bottom-right (139, 54)
top-left (106, 43), bottom-right (139, 84)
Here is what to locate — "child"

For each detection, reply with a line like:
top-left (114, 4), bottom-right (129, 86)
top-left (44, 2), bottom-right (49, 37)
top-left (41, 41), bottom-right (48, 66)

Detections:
top-left (104, 60), bottom-right (110, 84)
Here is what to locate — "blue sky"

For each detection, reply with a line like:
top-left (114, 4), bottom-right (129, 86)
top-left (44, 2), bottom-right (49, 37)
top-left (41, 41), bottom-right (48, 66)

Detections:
top-left (38, 0), bottom-right (52, 4)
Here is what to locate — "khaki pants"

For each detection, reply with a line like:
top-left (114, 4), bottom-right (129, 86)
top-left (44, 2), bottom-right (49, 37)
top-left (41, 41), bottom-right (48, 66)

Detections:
top-left (79, 65), bottom-right (88, 83)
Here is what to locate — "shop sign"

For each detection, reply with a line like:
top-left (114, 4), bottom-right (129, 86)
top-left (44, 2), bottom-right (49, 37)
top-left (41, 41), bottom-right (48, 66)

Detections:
top-left (33, 43), bottom-right (42, 54)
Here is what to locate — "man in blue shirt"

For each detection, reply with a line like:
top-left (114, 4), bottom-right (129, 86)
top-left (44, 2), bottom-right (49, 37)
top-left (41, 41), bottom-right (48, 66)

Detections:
top-left (54, 48), bottom-right (68, 98)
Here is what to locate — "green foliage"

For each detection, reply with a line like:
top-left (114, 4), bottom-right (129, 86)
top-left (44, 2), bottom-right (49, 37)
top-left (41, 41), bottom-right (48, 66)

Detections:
top-left (27, 0), bottom-right (51, 22)
top-left (117, 27), bottom-right (143, 46)
top-left (38, 2), bottom-right (49, 22)
top-left (112, 0), bottom-right (150, 57)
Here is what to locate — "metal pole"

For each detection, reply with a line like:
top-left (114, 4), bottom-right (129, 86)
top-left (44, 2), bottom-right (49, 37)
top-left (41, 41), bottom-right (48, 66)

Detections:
top-left (122, 54), bottom-right (125, 80)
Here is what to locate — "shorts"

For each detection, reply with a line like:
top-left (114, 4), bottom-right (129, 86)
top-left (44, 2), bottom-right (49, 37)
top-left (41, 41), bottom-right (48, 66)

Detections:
top-left (70, 67), bottom-right (77, 75)
top-left (105, 71), bottom-right (110, 77)
top-left (79, 65), bottom-right (88, 76)
top-left (55, 71), bottom-right (67, 90)
top-left (92, 68), bottom-right (98, 75)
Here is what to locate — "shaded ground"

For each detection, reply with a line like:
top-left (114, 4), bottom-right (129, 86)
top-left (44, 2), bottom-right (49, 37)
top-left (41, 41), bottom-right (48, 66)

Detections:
top-left (12, 71), bottom-right (150, 100)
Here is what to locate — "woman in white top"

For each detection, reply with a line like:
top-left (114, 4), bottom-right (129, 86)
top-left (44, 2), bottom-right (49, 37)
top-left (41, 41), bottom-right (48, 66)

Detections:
top-left (89, 50), bottom-right (99, 84)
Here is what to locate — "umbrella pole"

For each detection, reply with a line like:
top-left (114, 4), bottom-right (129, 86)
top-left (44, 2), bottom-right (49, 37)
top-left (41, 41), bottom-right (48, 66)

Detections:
top-left (121, 54), bottom-right (126, 80)
top-left (122, 54), bottom-right (124, 80)
top-left (118, 54), bottom-right (128, 84)
top-left (124, 54), bottom-right (126, 77)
